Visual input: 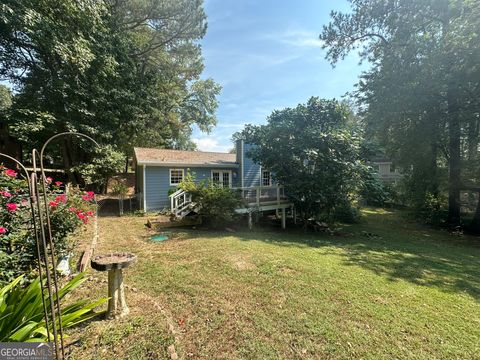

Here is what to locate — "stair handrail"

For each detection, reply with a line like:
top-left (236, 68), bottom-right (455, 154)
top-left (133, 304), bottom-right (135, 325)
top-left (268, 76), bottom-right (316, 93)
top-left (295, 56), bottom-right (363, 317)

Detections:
top-left (169, 188), bottom-right (193, 215)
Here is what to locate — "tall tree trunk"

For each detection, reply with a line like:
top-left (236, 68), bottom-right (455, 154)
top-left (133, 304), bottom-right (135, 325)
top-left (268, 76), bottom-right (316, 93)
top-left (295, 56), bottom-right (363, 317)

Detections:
top-left (447, 85), bottom-right (461, 227)
top-left (62, 139), bottom-right (77, 185)
top-left (471, 193), bottom-right (480, 233)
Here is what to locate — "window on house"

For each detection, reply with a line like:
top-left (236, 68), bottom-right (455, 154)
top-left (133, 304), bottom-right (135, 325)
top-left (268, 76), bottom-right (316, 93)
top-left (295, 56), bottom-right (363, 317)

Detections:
top-left (262, 170), bottom-right (272, 186)
top-left (211, 170), bottom-right (231, 188)
top-left (170, 169), bottom-right (184, 185)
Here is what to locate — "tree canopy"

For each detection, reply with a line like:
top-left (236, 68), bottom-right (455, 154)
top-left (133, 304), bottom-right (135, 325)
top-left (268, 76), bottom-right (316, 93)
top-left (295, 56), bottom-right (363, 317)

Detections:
top-left (0, 0), bottom-right (220, 179)
top-left (321, 0), bottom-right (480, 228)
top-left (242, 97), bottom-right (367, 223)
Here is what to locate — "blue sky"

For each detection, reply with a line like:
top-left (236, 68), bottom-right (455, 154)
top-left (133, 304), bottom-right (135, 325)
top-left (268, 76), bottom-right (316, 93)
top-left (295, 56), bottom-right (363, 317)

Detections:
top-left (192, 0), bottom-right (364, 152)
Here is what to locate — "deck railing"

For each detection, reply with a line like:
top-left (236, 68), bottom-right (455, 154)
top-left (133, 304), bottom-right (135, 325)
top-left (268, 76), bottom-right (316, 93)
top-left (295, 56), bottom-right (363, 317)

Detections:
top-left (169, 185), bottom-right (289, 215)
top-left (233, 185), bottom-right (288, 207)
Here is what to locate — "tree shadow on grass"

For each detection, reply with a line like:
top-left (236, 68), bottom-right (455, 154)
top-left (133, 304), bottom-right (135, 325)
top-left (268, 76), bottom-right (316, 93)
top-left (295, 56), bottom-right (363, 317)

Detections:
top-left (179, 214), bottom-right (480, 300)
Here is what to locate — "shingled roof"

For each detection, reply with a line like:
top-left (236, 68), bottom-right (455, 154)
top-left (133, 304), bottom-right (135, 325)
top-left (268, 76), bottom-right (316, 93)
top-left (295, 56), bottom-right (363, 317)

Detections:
top-left (134, 147), bottom-right (237, 167)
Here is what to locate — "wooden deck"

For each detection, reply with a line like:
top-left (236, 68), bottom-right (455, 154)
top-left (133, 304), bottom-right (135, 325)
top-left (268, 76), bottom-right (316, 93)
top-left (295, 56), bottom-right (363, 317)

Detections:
top-left (169, 185), bottom-right (294, 228)
top-left (233, 186), bottom-right (294, 229)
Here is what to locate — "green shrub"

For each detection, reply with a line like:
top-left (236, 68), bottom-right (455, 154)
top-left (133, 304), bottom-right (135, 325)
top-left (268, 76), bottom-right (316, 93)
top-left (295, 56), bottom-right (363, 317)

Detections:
top-left (167, 187), bottom-right (179, 197)
top-left (360, 171), bottom-right (390, 206)
top-left (179, 173), bottom-right (244, 228)
top-left (0, 166), bottom-right (95, 285)
top-left (415, 192), bottom-right (448, 226)
top-left (0, 272), bottom-right (107, 342)
top-left (332, 202), bottom-right (361, 223)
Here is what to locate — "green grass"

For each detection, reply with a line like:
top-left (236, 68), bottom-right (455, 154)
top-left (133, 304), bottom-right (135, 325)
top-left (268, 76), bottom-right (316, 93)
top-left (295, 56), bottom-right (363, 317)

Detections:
top-left (69, 208), bottom-right (480, 359)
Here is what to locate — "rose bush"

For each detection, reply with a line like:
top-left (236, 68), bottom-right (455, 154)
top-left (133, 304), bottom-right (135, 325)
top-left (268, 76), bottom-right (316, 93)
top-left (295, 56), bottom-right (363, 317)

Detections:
top-left (0, 166), bottom-right (96, 285)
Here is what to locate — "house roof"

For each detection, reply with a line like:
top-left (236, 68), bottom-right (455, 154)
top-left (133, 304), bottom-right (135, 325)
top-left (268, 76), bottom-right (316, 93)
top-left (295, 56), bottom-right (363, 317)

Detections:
top-left (134, 147), bottom-right (237, 167)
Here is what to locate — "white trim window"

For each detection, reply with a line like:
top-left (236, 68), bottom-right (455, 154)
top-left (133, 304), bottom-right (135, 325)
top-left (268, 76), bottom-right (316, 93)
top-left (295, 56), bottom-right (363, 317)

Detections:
top-left (169, 169), bottom-right (184, 185)
top-left (211, 170), bottom-right (232, 188)
top-left (262, 170), bottom-right (272, 187)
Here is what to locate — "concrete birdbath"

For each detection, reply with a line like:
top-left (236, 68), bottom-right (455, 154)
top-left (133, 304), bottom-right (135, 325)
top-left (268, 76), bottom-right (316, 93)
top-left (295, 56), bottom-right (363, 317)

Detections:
top-left (91, 252), bottom-right (136, 319)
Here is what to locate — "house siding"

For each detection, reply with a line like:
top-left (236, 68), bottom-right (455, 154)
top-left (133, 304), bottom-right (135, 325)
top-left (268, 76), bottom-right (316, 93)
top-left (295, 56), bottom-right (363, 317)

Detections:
top-left (242, 142), bottom-right (261, 188)
top-left (144, 166), bottom-right (239, 211)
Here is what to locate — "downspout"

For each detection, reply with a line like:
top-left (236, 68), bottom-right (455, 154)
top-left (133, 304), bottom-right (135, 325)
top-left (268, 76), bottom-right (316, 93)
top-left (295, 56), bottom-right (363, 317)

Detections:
top-left (241, 140), bottom-right (244, 188)
top-left (143, 164), bottom-right (146, 212)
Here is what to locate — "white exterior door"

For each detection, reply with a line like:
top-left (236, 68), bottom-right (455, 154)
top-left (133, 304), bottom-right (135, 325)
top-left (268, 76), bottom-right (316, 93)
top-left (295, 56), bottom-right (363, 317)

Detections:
top-left (211, 170), bottom-right (232, 188)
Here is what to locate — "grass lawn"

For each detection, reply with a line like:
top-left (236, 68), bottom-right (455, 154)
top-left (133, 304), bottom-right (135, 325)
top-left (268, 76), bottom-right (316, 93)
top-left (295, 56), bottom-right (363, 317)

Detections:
top-left (67, 208), bottom-right (480, 359)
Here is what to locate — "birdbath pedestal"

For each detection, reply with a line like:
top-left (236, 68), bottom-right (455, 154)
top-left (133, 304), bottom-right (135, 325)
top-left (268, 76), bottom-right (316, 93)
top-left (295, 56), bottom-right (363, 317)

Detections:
top-left (91, 252), bottom-right (136, 319)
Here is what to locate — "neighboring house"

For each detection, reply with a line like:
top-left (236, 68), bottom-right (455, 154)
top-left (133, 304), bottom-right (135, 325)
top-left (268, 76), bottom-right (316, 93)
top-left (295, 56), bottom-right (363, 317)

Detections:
top-left (134, 140), bottom-right (293, 227)
top-left (370, 156), bottom-right (403, 184)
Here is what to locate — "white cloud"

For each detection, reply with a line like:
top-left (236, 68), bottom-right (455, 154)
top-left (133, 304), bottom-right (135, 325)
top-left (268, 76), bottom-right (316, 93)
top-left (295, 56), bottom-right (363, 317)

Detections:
top-left (193, 137), bottom-right (232, 153)
top-left (264, 28), bottom-right (324, 48)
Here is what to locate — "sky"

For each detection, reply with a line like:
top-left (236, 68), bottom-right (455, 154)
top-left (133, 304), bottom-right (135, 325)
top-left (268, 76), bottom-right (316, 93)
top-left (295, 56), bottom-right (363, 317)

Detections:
top-left (192, 0), bottom-right (364, 153)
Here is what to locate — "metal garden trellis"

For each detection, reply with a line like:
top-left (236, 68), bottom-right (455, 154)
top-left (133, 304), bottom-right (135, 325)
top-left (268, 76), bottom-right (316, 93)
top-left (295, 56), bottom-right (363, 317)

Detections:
top-left (0, 132), bottom-right (98, 359)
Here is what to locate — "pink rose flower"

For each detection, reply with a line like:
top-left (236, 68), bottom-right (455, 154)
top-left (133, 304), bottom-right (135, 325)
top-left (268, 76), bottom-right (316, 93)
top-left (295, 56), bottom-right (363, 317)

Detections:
top-left (0, 227), bottom-right (7, 234)
top-left (55, 194), bottom-right (67, 203)
top-left (49, 201), bottom-right (58, 207)
top-left (0, 191), bottom-right (12, 197)
top-left (77, 212), bottom-right (89, 223)
top-left (86, 210), bottom-right (95, 217)
top-left (69, 207), bottom-right (77, 212)
top-left (82, 191), bottom-right (95, 201)
top-left (46, 177), bottom-right (53, 183)
top-left (5, 169), bottom-right (17, 178)
top-left (6, 203), bottom-right (17, 212)
top-left (55, 181), bottom-right (63, 187)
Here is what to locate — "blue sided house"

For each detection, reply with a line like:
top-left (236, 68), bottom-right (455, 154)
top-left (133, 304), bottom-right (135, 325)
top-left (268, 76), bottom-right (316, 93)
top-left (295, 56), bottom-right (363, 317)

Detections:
top-left (134, 140), bottom-right (294, 228)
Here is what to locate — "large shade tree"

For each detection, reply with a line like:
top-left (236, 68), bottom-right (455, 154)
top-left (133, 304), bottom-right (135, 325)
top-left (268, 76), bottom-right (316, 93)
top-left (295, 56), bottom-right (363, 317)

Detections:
top-left (321, 0), bottom-right (480, 228)
top-left (0, 0), bottom-right (220, 180)
top-left (242, 97), bottom-right (367, 224)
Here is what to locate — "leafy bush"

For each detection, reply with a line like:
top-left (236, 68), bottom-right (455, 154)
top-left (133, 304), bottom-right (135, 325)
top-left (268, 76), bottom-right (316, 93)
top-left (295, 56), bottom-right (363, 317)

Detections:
top-left (179, 173), bottom-right (244, 228)
top-left (0, 166), bottom-right (95, 285)
top-left (0, 272), bottom-right (107, 342)
top-left (415, 192), bottom-right (448, 226)
top-left (332, 202), bottom-right (361, 223)
top-left (167, 187), bottom-right (179, 197)
top-left (359, 171), bottom-right (389, 206)
top-left (72, 145), bottom-right (124, 193)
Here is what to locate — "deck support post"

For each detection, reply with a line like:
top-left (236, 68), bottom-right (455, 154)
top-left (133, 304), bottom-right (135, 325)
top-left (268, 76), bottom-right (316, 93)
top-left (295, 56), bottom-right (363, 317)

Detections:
top-left (248, 212), bottom-right (253, 230)
top-left (281, 208), bottom-right (286, 230)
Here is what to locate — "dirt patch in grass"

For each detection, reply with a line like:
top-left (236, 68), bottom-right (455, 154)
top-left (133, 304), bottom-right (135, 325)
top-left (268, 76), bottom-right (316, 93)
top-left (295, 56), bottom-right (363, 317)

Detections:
top-left (225, 254), bottom-right (257, 271)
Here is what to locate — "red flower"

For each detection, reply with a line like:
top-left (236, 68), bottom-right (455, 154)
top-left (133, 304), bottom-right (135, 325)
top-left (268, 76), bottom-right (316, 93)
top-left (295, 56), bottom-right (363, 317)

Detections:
top-left (45, 177), bottom-right (53, 183)
top-left (55, 194), bottom-right (67, 203)
top-left (55, 181), bottom-right (63, 186)
top-left (6, 203), bottom-right (17, 212)
top-left (0, 191), bottom-right (12, 197)
top-left (77, 212), bottom-right (89, 223)
top-left (82, 191), bottom-right (95, 201)
top-left (0, 227), bottom-right (7, 234)
top-left (49, 201), bottom-right (58, 207)
top-left (69, 207), bottom-right (77, 212)
top-left (5, 169), bottom-right (17, 178)
top-left (86, 211), bottom-right (95, 217)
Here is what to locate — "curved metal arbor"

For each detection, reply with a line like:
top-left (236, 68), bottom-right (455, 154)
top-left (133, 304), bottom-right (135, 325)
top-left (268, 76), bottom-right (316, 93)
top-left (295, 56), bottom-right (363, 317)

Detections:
top-left (0, 132), bottom-right (98, 359)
